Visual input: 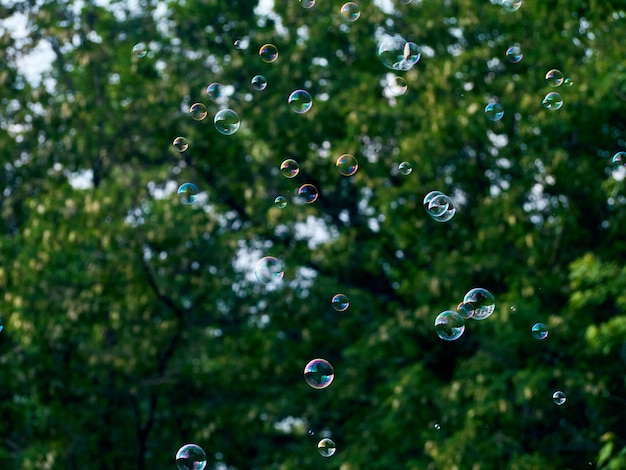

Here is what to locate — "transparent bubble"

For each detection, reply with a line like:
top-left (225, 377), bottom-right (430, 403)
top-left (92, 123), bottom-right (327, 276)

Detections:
top-left (429, 194), bottom-right (456, 222)
top-left (485, 102), bottom-right (504, 121)
top-left (545, 69), bottom-right (565, 87)
top-left (378, 37), bottom-right (415, 71)
top-left (318, 438), bottom-right (336, 457)
top-left (255, 256), bottom-right (285, 285)
top-left (463, 288), bottom-right (496, 320)
top-left (564, 77), bottom-right (574, 87)
top-left (175, 444), bottom-right (207, 470)
top-left (434, 423), bottom-right (441, 430)
top-left (542, 92), bottom-right (563, 110)
top-left (403, 42), bottom-right (421, 66)
top-left (298, 184), bottom-right (319, 204)
top-left (502, 0), bottom-right (522, 12)
top-left (234, 39), bottom-right (243, 49)
top-left (172, 136), bottom-right (189, 152)
top-left (552, 390), bottom-right (566, 406)
top-left (251, 75), bottom-right (268, 91)
top-left (336, 154), bottom-right (358, 176)
top-left (531, 322), bottom-right (549, 340)
top-left (259, 44), bottom-right (279, 63)
top-left (300, 0), bottom-right (315, 8)
top-left (280, 159), bottom-right (300, 178)
top-left (308, 429), bottom-right (315, 436)
top-left (304, 358), bottom-right (334, 389)
top-left (132, 42), bottom-right (147, 58)
top-left (206, 82), bottom-right (224, 100)
top-left (214, 109), bottom-right (240, 135)
top-left (178, 183), bottom-right (200, 205)
top-left (505, 45), bottom-right (523, 63)
top-left (457, 302), bottom-right (474, 319)
top-left (398, 162), bottom-right (412, 175)
top-left (510, 306), bottom-right (517, 312)
top-left (340, 2), bottom-right (360, 22)
top-left (423, 191), bottom-right (447, 217)
top-left (434, 310), bottom-right (465, 341)
top-left (274, 195), bottom-right (287, 209)
top-left (331, 293), bottom-right (350, 312)
top-left (388, 76), bottom-right (408, 96)
top-left (189, 103), bottom-right (208, 121)
top-left (288, 89), bottom-right (313, 114)
top-left (612, 151), bottom-right (626, 167)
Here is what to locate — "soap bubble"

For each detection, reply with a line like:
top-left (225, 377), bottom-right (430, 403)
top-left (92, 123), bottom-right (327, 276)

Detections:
top-left (175, 444), bottom-right (207, 470)
top-left (531, 322), bottom-right (549, 340)
top-left (177, 183), bottom-right (200, 205)
top-left (251, 75), bottom-right (268, 91)
top-left (542, 92), bottom-right (563, 110)
top-left (423, 191), bottom-right (456, 222)
top-left (398, 162), bottom-right (412, 175)
top-left (259, 44), bottom-right (279, 63)
top-left (318, 438), bottom-right (336, 457)
top-left (545, 69), bottom-right (565, 87)
top-left (378, 37), bottom-right (415, 71)
top-left (304, 358), bottom-right (334, 389)
top-left (300, 0), bottom-right (315, 8)
top-left (502, 0), bottom-right (522, 12)
top-left (274, 196), bottom-right (287, 209)
top-left (331, 294), bottom-right (350, 311)
top-left (552, 390), bottom-right (566, 405)
top-left (206, 82), bottom-right (224, 100)
top-left (214, 109), bottom-right (240, 135)
top-left (234, 39), bottom-right (243, 49)
top-left (288, 89), bottom-right (313, 114)
top-left (189, 103), bottom-right (207, 121)
top-left (485, 102), bottom-right (504, 121)
top-left (172, 136), bottom-right (189, 152)
top-left (463, 288), bottom-right (496, 320)
top-left (612, 151), bottom-right (626, 167)
top-left (336, 154), bottom-right (358, 176)
top-left (434, 423), bottom-right (441, 430)
top-left (505, 45), bottom-right (523, 63)
top-left (387, 76), bottom-right (408, 96)
top-left (280, 159), bottom-right (300, 178)
top-left (132, 43), bottom-right (147, 58)
top-left (434, 310), bottom-right (465, 341)
top-left (340, 3), bottom-right (360, 22)
top-left (255, 256), bottom-right (285, 285)
top-left (564, 77), bottom-right (574, 87)
top-left (457, 302), bottom-right (474, 319)
top-left (298, 184), bottom-right (319, 203)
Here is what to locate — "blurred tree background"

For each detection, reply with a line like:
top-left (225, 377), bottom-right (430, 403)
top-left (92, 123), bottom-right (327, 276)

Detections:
top-left (0, 0), bottom-right (625, 468)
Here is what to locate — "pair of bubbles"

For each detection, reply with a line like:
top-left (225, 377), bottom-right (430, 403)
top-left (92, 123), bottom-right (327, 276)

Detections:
top-left (423, 191), bottom-right (456, 222)
top-left (543, 69), bottom-right (573, 111)
top-left (173, 107), bottom-right (241, 138)
top-left (207, 77), bottom-right (267, 100)
top-left (274, 184), bottom-right (319, 208)
top-left (280, 155), bottom-right (358, 179)
top-left (300, 0), bottom-right (361, 23)
top-left (434, 288), bottom-right (496, 341)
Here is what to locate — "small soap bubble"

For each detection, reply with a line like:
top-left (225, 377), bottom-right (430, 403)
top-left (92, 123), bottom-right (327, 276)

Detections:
top-left (298, 184), bottom-right (319, 204)
top-left (336, 154), bottom-right (358, 176)
top-left (280, 159), bottom-right (300, 178)
top-left (259, 44), bottom-right (279, 63)
top-left (434, 423), bottom-right (441, 430)
top-left (564, 77), bottom-right (574, 87)
top-left (177, 183), bottom-right (200, 205)
top-left (288, 89), bottom-right (313, 114)
top-left (214, 109), bottom-right (240, 135)
top-left (612, 151), bottom-right (626, 167)
top-left (318, 438), bottom-right (336, 457)
top-left (340, 2), bottom-right (360, 22)
top-left (234, 39), bottom-right (243, 49)
top-left (552, 390), bottom-right (566, 405)
top-left (255, 256), bottom-right (285, 285)
top-left (274, 195), bottom-right (287, 209)
top-left (434, 310), bottom-right (465, 341)
top-left (206, 82), bottom-right (224, 100)
top-left (189, 103), bottom-right (208, 121)
top-left (463, 288), bottom-right (496, 320)
top-left (457, 302), bottom-right (474, 319)
top-left (308, 429), bottom-right (315, 436)
top-left (132, 42), bottom-right (147, 58)
top-left (510, 306), bottom-right (517, 313)
top-left (398, 162), bottom-right (412, 175)
top-left (172, 136), bottom-right (189, 152)
top-left (300, 0), bottom-right (315, 8)
top-left (331, 293), bottom-right (350, 311)
top-left (531, 322), bottom-right (549, 340)
top-left (378, 37), bottom-right (415, 71)
top-left (403, 42), bottom-right (421, 65)
top-left (485, 102), bottom-right (504, 121)
top-left (542, 92), bottom-right (563, 110)
top-left (545, 69), bottom-right (565, 87)
top-left (502, 0), bottom-right (522, 12)
top-left (175, 443), bottom-right (207, 470)
top-left (505, 45), bottom-right (523, 63)
top-left (388, 76), bottom-right (408, 96)
top-left (251, 75), bottom-right (268, 91)
top-left (304, 358), bottom-right (334, 389)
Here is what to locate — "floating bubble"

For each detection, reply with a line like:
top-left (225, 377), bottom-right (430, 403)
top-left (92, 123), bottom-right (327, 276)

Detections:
top-left (234, 39), bottom-right (243, 49)
top-left (300, 0), bottom-right (315, 8)
top-left (255, 256), bottom-right (285, 285)
top-left (331, 293), bottom-right (350, 312)
top-left (175, 444), bottom-right (207, 470)
top-left (259, 44), bottom-right (279, 63)
top-left (298, 184), bottom-right (319, 204)
top-left (304, 358), bottom-right (334, 389)
top-left (206, 82), bottom-right (224, 100)
top-left (336, 154), bottom-right (358, 176)
top-left (485, 102), bottom-right (504, 121)
top-left (434, 310), bottom-right (465, 341)
top-left (510, 306), bottom-right (517, 312)
top-left (172, 136), bottom-right (189, 152)
top-left (318, 438), bottom-right (336, 457)
top-left (505, 45), bottom-right (523, 63)
top-left (542, 92), bottom-right (563, 110)
top-left (214, 109), bottom-right (240, 135)
top-left (564, 77), bottom-right (574, 87)
top-left (545, 69), bottom-right (564, 87)
top-left (378, 37), bottom-right (415, 71)
top-left (552, 390), bottom-right (566, 405)
top-left (457, 302), bottom-right (474, 319)
top-left (388, 76), bottom-right (408, 96)
top-left (398, 162), bottom-right (412, 175)
top-left (280, 159), bottom-right (300, 178)
top-left (308, 429), bottom-right (315, 436)
top-left (132, 42), bottom-right (147, 58)
top-left (463, 288), bottom-right (496, 320)
top-left (274, 195), bottom-right (287, 209)
top-left (612, 151), bottom-right (626, 167)
top-left (288, 89), bottom-right (313, 114)
top-left (189, 103), bottom-right (208, 121)
top-left (178, 183), bottom-right (200, 205)
top-left (434, 423), bottom-right (441, 430)
top-left (251, 75), bottom-right (268, 91)
top-left (502, 0), bottom-right (522, 12)
top-left (340, 2), bottom-right (360, 22)
top-left (423, 191), bottom-right (447, 216)
top-left (531, 322), bottom-right (549, 340)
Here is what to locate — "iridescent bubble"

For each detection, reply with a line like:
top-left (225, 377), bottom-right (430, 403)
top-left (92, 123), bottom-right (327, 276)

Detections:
top-left (178, 183), bottom-right (199, 205)
top-left (434, 423), bottom-right (441, 430)
top-left (300, 0), bottom-right (315, 8)
top-left (505, 45), bottom-right (523, 63)
top-left (318, 438), bottom-right (336, 457)
top-left (388, 76), bottom-right (408, 96)
top-left (336, 154), bottom-right (358, 176)
top-left (255, 256), bottom-right (285, 285)
top-left (542, 92), bottom-right (563, 110)
top-left (214, 109), bottom-right (240, 135)
top-left (274, 195), bottom-right (287, 209)
top-left (132, 42), bottom-right (147, 58)
top-left (172, 136), bottom-right (189, 152)
top-left (403, 41), bottom-right (421, 66)
top-left (280, 159), bottom-right (300, 178)
top-left (206, 82), bottom-right (224, 100)
top-left (259, 44), bottom-right (279, 63)
top-left (564, 77), bottom-right (574, 87)
top-left (398, 162), bottom-right (412, 175)
top-left (502, 0), bottom-right (522, 12)
top-left (612, 151), bottom-right (626, 167)
top-left (288, 89), bottom-right (313, 114)
top-left (340, 2), bottom-right (360, 22)
top-left (427, 194), bottom-right (456, 222)
top-left (378, 37), bottom-right (415, 71)
top-left (552, 390), bottom-right (567, 405)
top-left (545, 69), bottom-right (565, 87)
top-left (457, 302), bottom-right (474, 319)
top-left (434, 310), bottom-right (465, 341)
top-left (251, 75), bottom-right (268, 91)
top-left (189, 103), bottom-right (208, 121)
top-left (485, 102), bottom-right (504, 121)
top-left (463, 288), bottom-right (496, 320)
top-left (298, 184), bottom-right (319, 204)
top-left (175, 444), bottom-right (207, 470)
top-left (531, 322), bottom-right (549, 340)
top-left (331, 293), bottom-right (350, 312)
top-left (304, 358), bottom-right (334, 389)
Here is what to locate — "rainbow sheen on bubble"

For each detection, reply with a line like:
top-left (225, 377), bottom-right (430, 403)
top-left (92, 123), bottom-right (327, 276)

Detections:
top-left (485, 102), bottom-right (504, 121)
top-left (505, 45), bottom-right (523, 63)
top-left (177, 183), bottom-right (200, 205)
top-left (259, 44), bottom-right (279, 63)
top-left (546, 69), bottom-right (565, 87)
top-left (255, 256), bottom-right (285, 285)
top-left (378, 37), bottom-right (417, 71)
top-left (612, 151), bottom-right (626, 167)
top-left (403, 42), bottom-right (421, 66)
top-left (132, 42), bottom-right (147, 58)
top-left (298, 184), bottom-right (319, 203)
top-left (251, 75), bottom-right (268, 91)
top-left (502, 0), bottom-right (522, 12)
top-left (206, 82), bottom-right (224, 100)
top-left (300, 0), bottom-right (315, 8)
top-left (340, 2), bottom-right (360, 22)
top-left (457, 302), bottom-right (474, 319)
top-left (434, 310), bottom-right (465, 341)
top-left (542, 92), bottom-right (563, 110)
top-left (288, 89), bottom-right (313, 114)
top-left (173, 136), bottom-right (189, 152)
top-left (331, 293), bottom-right (350, 312)
top-left (336, 154), bottom-right (358, 176)
top-left (318, 438), bottom-right (336, 457)
top-left (189, 103), bottom-right (208, 121)
top-left (531, 322), bottom-right (549, 340)
top-left (553, 390), bottom-right (566, 405)
top-left (175, 444), bottom-right (207, 470)
top-left (398, 162), bottom-right (412, 175)
top-left (463, 288), bottom-right (496, 320)
top-left (274, 195), bottom-right (287, 209)
top-left (280, 159), bottom-right (300, 178)
top-left (564, 77), bottom-right (574, 87)
top-left (214, 109), bottom-right (240, 135)
top-left (304, 358), bottom-right (334, 389)
top-left (388, 76), bottom-right (408, 96)
top-left (423, 191), bottom-right (456, 222)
